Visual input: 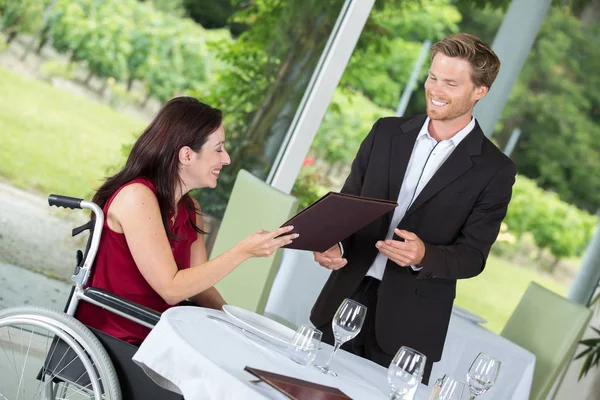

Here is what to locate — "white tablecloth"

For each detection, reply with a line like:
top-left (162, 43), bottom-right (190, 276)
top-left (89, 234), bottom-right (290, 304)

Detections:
top-left (431, 313), bottom-right (535, 400)
top-left (133, 306), bottom-right (431, 400)
top-left (264, 249), bottom-right (536, 400)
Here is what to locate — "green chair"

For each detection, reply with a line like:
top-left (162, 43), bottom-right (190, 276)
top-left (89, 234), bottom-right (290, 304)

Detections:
top-left (500, 282), bottom-right (592, 400)
top-left (211, 169), bottom-right (299, 314)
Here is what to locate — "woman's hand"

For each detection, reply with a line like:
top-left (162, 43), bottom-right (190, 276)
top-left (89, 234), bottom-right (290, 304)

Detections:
top-left (238, 225), bottom-right (298, 258)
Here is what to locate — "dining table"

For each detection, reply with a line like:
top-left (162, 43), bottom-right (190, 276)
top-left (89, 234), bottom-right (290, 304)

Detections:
top-left (132, 305), bottom-right (533, 399)
top-left (264, 249), bottom-right (536, 400)
top-left (133, 306), bottom-right (431, 399)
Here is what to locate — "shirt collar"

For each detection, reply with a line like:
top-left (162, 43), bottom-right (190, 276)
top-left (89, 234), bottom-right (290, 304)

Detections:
top-left (417, 116), bottom-right (476, 146)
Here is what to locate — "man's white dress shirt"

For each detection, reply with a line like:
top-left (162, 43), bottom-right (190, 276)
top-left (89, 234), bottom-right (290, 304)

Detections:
top-left (364, 117), bottom-right (476, 280)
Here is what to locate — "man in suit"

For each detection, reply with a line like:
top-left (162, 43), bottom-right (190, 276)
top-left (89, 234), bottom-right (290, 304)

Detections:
top-left (310, 33), bottom-right (516, 384)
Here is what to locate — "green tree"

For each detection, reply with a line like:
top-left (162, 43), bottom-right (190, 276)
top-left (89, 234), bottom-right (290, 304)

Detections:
top-left (0, 0), bottom-right (50, 43)
top-left (191, 0), bottom-right (495, 217)
top-left (504, 175), bottom-right (597, 269)
top-left (307, 0), bottom-right (462, 169)
top-left (404, 4), bottom-right (600, 213)
top-left (192, 0), bottom-right (346, 217)
top-left (340, 0), bottom-right (461, 110)
top-left (32, 0), bottom-right (220, 102)
top-left (495, 6), bottom-right (600, 213)
top-left (181, 0), bottom-right (247, 36)
top-left (140, 0), bottom-right (186, 17)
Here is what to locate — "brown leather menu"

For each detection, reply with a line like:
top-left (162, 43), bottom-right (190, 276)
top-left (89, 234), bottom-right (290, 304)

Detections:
top-left (245, 366), bottom-right (352, 400)
top-left (280, 192), bottom-right (397, 252)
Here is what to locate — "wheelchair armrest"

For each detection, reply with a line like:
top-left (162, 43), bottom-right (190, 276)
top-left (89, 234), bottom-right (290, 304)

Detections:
top-left (82, 288), bottom-right (161, 327)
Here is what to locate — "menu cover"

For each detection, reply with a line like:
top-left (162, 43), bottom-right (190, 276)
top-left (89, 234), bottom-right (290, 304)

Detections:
top-left (245, 366), bottom-right (352, 400)
top-left (280, 192), bottom-right (397, 252)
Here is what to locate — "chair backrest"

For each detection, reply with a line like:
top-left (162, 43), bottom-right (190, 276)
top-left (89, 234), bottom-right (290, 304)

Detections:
top-left (500, 282), bottom-right (592, 400)
top-left (211, 169), bottom-right (299, 314)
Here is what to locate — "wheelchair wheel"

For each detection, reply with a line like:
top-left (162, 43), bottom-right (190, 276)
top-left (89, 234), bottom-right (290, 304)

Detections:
top-left (0, 306), bottom-right (121, 400)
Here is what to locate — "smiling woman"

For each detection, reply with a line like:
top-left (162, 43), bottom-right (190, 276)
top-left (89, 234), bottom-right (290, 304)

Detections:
top-left (75, 96), bottom-right (299, 345)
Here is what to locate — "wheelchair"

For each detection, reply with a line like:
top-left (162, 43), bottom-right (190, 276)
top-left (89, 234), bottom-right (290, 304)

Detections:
top-left (0, 195), bottom-right (184, 400)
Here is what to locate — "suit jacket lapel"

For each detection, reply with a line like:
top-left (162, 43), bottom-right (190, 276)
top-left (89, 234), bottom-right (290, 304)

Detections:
top-left (389, 116), bottom-right (426, 203)
top-left (404, 121), bottom-right (484, 218)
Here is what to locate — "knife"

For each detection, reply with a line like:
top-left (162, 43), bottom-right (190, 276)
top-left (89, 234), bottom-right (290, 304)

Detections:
top-left (206, 314), bottom-right (273, 345)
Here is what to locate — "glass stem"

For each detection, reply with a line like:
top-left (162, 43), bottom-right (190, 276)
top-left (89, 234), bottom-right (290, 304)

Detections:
top-left (324, 340), bottom-right (342, 370)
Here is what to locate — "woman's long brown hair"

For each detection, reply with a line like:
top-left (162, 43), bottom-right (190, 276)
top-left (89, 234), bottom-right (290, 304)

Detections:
top-left (93, 97), bottom-right (223, 239)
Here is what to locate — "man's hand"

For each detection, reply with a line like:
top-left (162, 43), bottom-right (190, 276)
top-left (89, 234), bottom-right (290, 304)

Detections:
top-left (313, 244), bottom-right (347, 270)
top-left (376, 229), bottom-right (425, 267)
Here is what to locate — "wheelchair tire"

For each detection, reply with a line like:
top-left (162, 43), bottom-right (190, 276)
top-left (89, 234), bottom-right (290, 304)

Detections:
top-left (0, 305), bottom-right (121, 400)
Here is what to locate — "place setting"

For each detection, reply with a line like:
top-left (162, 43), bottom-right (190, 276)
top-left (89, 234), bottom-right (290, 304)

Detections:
top-left (206, 298), bottom-right (366, 367)
top-left (204, 298), bottom-right (503, 400)
top-left (216, 304), bottom-right (297, 349)
top-left (203, 297), bottom-right (373, 398)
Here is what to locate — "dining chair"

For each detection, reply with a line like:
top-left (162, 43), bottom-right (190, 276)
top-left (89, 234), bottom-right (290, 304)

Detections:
top-left (211, 169), bottom-right (299, 314)
top-left (500, 282), bottom-right (592, 400)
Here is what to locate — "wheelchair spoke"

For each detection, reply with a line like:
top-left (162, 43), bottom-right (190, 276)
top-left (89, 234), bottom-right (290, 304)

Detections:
top-left (0, 326), bottom-right (27, 399)
top-left (50, 367), bottom-right (97, 400)
top-left (0, 327), bottom-right (21, 381)
top-left (32, 338), bottom-right (73, 400)
top-left (32, 334), bottom-right (62, 400)
top-left (55, 380), bottom-right (98, 400)
top-left (0, 307), bottom-right (118, 400)
top-left (17, 325), bottom-right (36, 399)
top-left (33, 345), bottom-right (104, 400)
top-left (33, 353), bottom-right (86, 399)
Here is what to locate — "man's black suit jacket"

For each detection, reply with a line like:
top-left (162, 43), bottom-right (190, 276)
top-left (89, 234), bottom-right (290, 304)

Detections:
top-left (310, 115), bottom-right (517, 363)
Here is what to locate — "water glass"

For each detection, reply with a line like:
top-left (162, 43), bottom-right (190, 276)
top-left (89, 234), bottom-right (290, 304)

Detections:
top-left (315, 298), bottom-right (367, 377)
top-left (287, 324), bottom-right (322, 365)
top-left (467, 352), bottom-right (501, 399)
top-left (388, 346), bottom-right (426, 400)
top-left (438, 376), bottom-right (465, 400)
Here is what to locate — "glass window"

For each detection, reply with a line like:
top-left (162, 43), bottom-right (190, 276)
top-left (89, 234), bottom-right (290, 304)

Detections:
top-left (0, 0), bottom-right (349, 272)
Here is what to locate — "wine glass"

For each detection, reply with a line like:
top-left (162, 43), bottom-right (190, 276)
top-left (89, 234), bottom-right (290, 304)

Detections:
top-left (438, 376), bottom-right (465, 400)
top-left (315, 298), bottom-right (366, 377)
top-left (466, 352), bottom-right (501, 399)
top-left (387, 346), bottom-right (426, 400)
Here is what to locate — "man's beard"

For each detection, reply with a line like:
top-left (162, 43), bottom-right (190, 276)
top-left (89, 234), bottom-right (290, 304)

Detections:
top-left (426, 98), bottom-right (472, 121)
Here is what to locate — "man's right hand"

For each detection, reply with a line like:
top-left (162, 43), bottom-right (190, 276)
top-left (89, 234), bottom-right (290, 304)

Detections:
top-left (313, 244), bottom-right (347, 270)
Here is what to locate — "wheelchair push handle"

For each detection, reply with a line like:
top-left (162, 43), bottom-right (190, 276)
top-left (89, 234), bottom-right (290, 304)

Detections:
top-left (47, 194), bottom-right (104, 289)
top-left (48, 194), bottom-right (83, 209)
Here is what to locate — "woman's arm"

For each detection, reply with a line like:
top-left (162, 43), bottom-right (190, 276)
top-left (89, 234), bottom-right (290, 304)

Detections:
top-left (108, 183), bottom-right (296, 305)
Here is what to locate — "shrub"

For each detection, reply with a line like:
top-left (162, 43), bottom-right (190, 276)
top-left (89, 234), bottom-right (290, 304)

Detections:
top-left (291, 166), bottom-right (332, 211)
top-left (504, 176), bottom-right (597, 264)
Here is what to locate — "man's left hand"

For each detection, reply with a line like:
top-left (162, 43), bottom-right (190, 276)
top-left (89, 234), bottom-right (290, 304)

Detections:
top-left (376, 229), bottom-right (425, 267)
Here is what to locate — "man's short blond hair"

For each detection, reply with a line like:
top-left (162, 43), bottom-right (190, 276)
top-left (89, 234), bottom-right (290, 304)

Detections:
top-left (431, 33), bottom-right (501, 89)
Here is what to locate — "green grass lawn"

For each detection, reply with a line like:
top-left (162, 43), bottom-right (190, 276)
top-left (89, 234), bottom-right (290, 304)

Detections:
top-left (455, 254), bottom-right (569, 334)
top-left (0, 67), bottom-right (145, 197)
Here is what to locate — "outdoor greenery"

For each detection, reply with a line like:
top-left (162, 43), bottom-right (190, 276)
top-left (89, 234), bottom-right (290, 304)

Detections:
top-left (0, 66), bottom-right (144, 196)
top-left (191, 0), bottom-right (346, 216)
top-left (405, 3), bottom-right (600, 214)
top-left (576, 292), bottom-right (600, 380)
top-left (3, 0), bottom-right (598, 216)
top-left (1, 0), bottom-right (229, 102)
top-left (455, 254), bottom-right (568, 334)
top-left (500, 176), bottom-right (596, 268)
